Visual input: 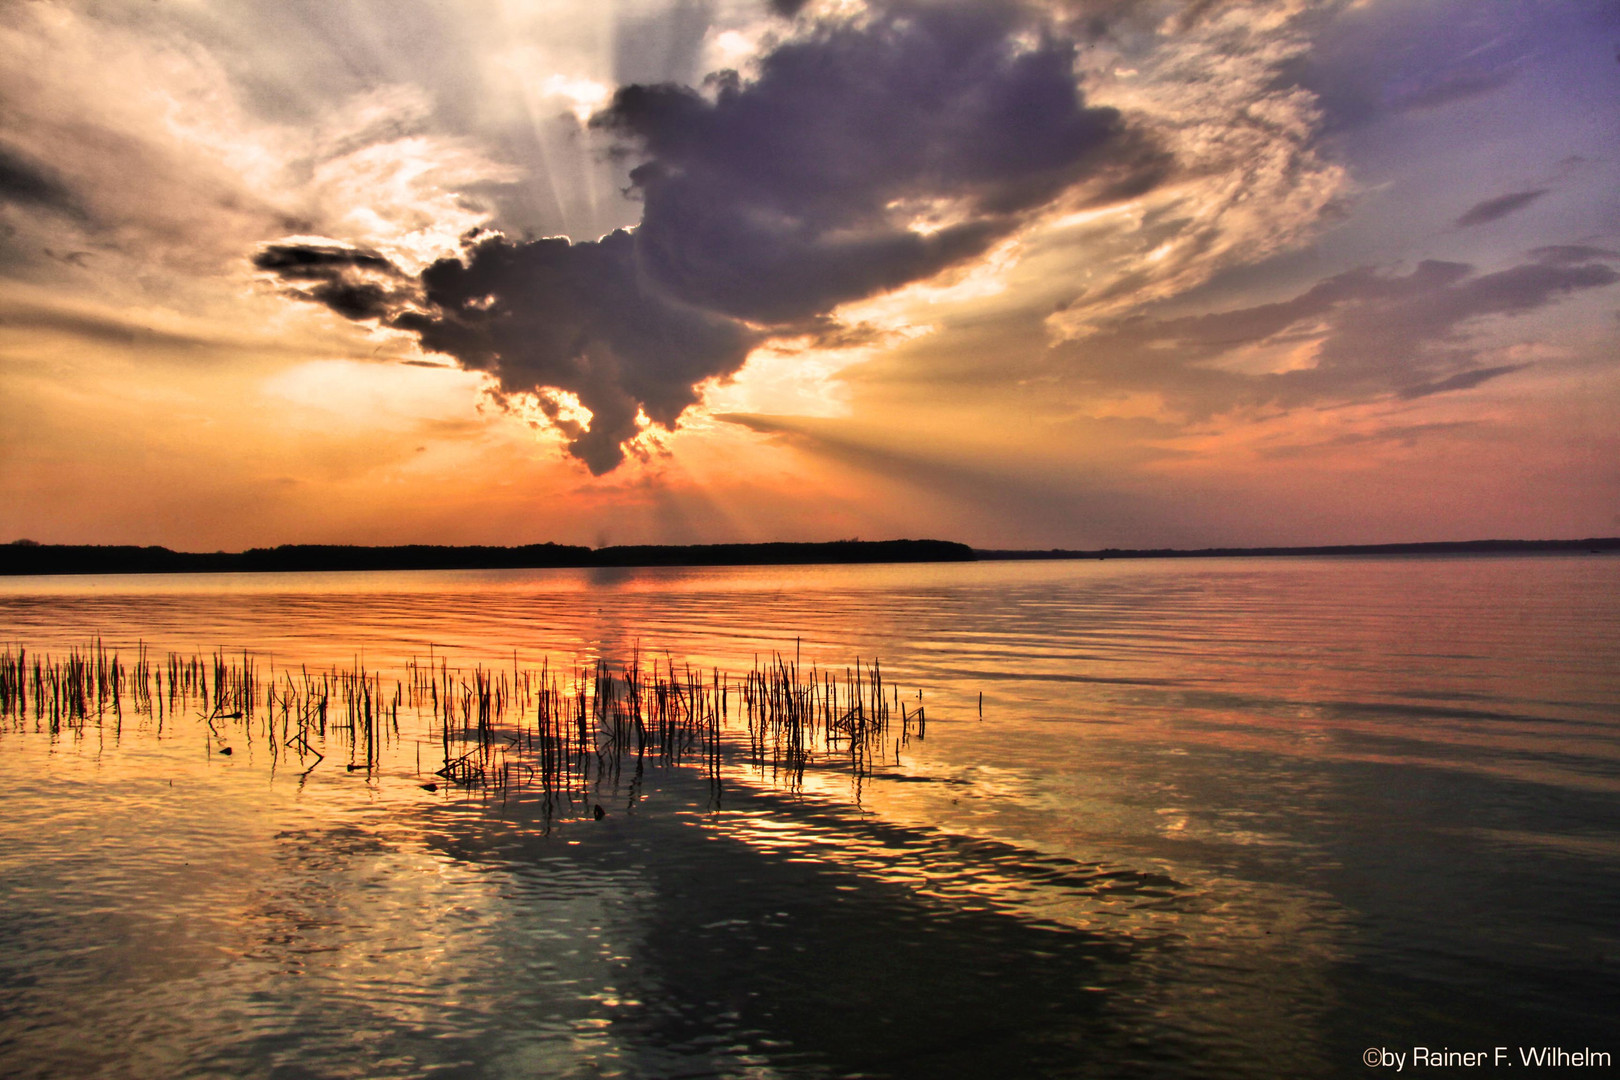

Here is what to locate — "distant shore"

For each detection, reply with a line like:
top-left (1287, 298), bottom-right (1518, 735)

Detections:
top-left (975, 537), bottom-right (1620, 561)
top-left (0, 539), bottom-right (974, 576)
top-left (1, 536), bottom-right (1615, 577)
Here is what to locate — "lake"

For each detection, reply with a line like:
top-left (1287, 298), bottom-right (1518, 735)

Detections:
top-left (1, 555), bottom-right (1617, 1078)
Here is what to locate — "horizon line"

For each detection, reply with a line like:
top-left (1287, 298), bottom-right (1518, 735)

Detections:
top-left (2, 536), bottom-right (1617, 578)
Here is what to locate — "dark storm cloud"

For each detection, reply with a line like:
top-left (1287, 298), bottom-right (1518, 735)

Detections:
top-left (252, 241), bottom-right (411, 321)
top-left (592, 0), bottom-right (1159, 323)
top-left (256, 232), bottom-right (759, 473)
top-left (251, 243), bottom-right (399, 278)
top-left (1058, 255), bottom-right (1620, 412)
top-left (1454, 189), bottom-right (1548, 229)
top-left (259, 0), bottom-right (1162, 473)
top-left (395, 230), bottom-right (760, 473)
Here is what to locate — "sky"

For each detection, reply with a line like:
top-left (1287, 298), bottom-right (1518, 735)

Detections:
top-left (1, 0), bottom-right (1617, 550)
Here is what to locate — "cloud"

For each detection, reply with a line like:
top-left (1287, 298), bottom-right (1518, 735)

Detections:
top-left (255, 231), bottom-right (759, 473)
top-left (1383, 61), bottom-right (1520, 114)
top-left (593, 1), bottom-right (1162, 324)
top-left (0, 293), bottom-right (363, 362)
top-left (1454, 188), bottom-right (1548, 229)
top-left (0, 143), bottom-right (85, 219)
top-left (251, 241), bottom-right (411, 320)
top-left (259, 0), bottom-right (1165, 473)
top-left (1396, 363), bottom-right (1525, 400)
top-left (1256, 420), bottom-right (1484, 460)
top-left (1055, 254), bottom-right (1620, 414)
top-left (0, 141), bottom-right (89, 267)
top-left (1295, 0), bottom-right (1544, 131)
top-left (1530, 244), bottom-right (1620, 265)
top-left (0, 305), bottom-right (212, 354)
top-left (399, 230), bottom-right (761, 473)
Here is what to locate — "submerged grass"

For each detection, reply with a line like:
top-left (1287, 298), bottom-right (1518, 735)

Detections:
top-left (0, 640), bottom-right (933, 819)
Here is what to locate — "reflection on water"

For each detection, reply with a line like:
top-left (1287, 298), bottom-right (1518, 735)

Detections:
top-left (2, 556), bottom-right (1618, 1077)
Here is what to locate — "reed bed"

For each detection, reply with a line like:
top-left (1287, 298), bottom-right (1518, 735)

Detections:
top-left (0, 641), bottom-right (931, 815)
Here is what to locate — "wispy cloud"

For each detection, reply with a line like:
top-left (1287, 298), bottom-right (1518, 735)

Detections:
top-left (1455, 189), bottom-right (1548, 229)
top-left (1049, 254), bottom-right (1619, 414)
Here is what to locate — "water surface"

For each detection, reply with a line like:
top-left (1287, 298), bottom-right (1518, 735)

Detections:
top-left (2, 556), bottom-right (1617, 1077)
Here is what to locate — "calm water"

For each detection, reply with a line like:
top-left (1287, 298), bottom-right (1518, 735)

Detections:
top-left (1, 556), bottom-right (1617, 1078)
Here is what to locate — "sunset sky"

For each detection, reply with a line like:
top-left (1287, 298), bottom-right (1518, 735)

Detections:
top-left (2, 0), bottom-right (1617, 550)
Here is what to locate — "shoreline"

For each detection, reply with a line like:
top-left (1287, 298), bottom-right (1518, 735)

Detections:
top-left (0, 536), bottom-right (1616, 577)
top-left (974, 537), bottom-right (1620, 561)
